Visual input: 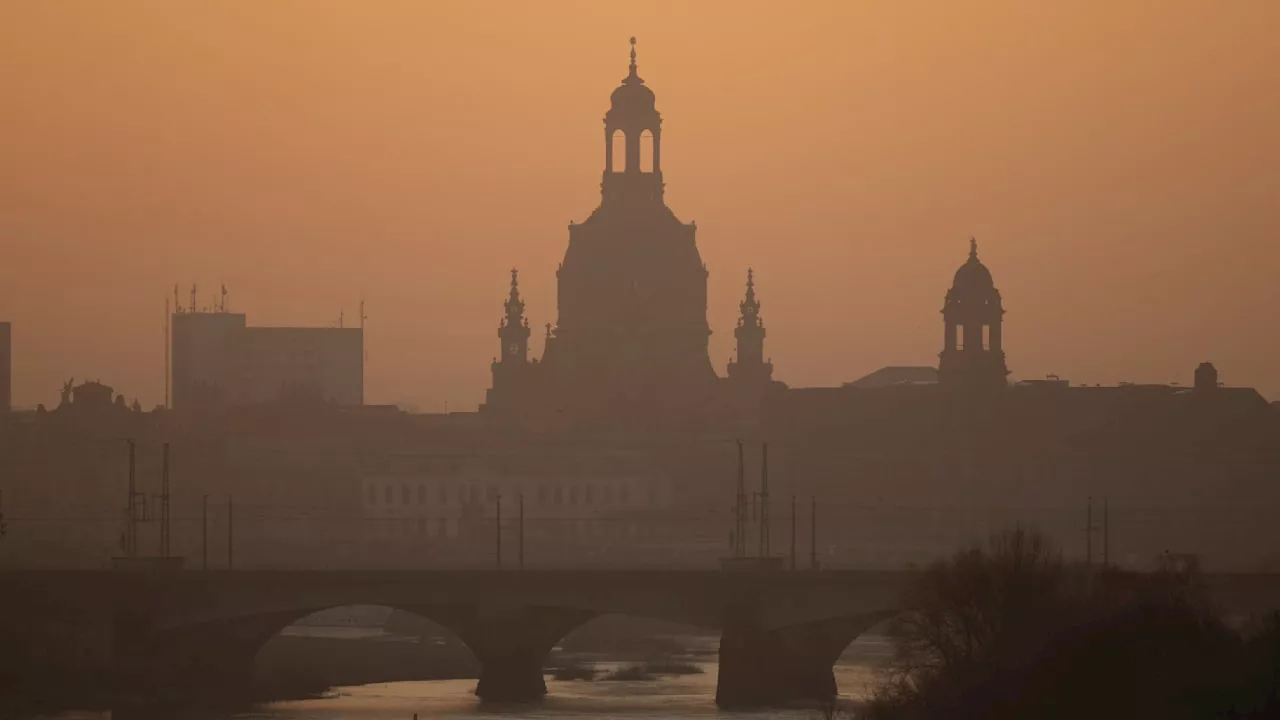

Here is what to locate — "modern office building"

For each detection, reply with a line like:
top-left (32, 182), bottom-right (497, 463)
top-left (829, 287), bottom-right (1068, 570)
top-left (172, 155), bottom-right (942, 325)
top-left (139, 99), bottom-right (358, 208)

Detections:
top-left (171, 309), bottom-right (362, 410)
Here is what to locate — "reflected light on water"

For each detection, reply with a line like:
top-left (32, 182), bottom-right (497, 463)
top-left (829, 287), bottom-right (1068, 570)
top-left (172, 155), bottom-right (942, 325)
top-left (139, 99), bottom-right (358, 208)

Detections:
top-left (43, 663), bottom-right (879, 720)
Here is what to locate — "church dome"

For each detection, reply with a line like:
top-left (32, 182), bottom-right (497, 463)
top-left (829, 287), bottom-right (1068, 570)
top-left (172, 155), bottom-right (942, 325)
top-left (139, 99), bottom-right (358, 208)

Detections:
top-left (952, 238), bottom-right (995, 292)
top-left (608, 38), bottom-right (657, 118)
top-left (610, 78), bottom-right (656, 114)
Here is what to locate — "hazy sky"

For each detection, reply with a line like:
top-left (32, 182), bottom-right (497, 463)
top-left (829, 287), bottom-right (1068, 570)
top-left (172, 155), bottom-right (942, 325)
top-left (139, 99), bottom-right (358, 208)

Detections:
top-left (2, 1), bottom-right (1277, 410)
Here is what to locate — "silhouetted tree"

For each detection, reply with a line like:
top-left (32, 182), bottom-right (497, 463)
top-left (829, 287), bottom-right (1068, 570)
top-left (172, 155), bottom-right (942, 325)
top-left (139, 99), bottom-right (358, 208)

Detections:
top-left (867, 528), bottom-right (1066, 718)
top-left (865, 529), bottom-right (1280, 720)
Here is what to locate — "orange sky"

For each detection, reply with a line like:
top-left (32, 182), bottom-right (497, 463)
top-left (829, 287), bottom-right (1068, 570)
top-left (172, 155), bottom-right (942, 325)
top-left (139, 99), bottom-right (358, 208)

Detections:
top-left (1, 1), bottom-right (1277, 410)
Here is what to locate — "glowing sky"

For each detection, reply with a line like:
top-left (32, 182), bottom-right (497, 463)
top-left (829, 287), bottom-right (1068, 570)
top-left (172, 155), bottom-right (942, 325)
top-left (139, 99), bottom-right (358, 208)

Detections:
top-left (2, 1), bottom-right (1277, 410)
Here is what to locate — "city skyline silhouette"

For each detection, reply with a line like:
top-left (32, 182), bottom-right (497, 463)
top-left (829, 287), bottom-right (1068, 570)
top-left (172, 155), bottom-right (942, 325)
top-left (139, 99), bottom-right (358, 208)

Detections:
top-left (2, 3), bottom-right (1277, 411)
top-left (4, 6), bottom-right (1280, 714)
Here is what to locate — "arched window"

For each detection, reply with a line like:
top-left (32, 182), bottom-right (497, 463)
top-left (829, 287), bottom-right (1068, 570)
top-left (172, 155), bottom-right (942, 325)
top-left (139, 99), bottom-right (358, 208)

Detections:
top-left (554, 487), bottom-right (563, 505)
top-left (569, 486), bottom-right (579, 506)
top-left (401, 485), bottom-right (411, 505)
top-left (438, 486), bottom-right (448, 504)
top-left (611, 130), bottom-right (626, 172)
top-left (639, 130), bottom-right (654, 173)
top-left (384, 485), bottom-right (393, 504)
top-left (418, 485), bottom-right (426, 505)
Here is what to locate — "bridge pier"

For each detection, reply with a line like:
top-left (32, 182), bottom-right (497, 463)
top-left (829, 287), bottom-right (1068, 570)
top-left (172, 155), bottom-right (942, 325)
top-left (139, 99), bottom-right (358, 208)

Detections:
top-left (715, 612), bottom-right (894, 708)
top-left (112, 610), bottom-right (298, 705)
top-left (425, 605), bottom-right (595, 703)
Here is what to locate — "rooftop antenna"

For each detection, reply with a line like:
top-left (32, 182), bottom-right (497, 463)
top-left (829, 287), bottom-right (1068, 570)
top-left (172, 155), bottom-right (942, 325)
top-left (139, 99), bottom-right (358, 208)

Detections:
top-left (360, 295), bottom-right (368, 366)
top-left (189, 284), bottom-right (197, 314)
top-left (163, 294), bottom-right (170, 409)
top-left (339, 310), bottom-right (344, 328)
top-left (173, 284), bottom-right (181, 315)
top-left (220, 283), bottom-right (228, 313)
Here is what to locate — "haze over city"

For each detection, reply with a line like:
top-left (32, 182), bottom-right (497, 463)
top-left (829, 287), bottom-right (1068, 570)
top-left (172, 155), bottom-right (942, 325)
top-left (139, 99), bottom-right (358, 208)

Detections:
top-left (2, 1), bottom-right (1277, 411)
top-left (7, 3), bottom-right (1280, 718)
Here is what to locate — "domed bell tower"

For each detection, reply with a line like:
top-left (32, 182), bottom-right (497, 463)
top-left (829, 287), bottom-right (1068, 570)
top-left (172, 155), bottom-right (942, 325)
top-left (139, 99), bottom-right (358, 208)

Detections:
top-left (602, 37), bottom-right (663, 209)
top-left (542, 38), bottom-right (717, 432)
top-left (939, 239), bottom-right (1009, 390)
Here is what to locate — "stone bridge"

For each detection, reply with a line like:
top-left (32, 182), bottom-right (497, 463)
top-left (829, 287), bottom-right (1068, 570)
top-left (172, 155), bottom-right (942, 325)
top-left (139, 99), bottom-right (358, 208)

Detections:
top-left (2, 569), bottom-right (1279, 708)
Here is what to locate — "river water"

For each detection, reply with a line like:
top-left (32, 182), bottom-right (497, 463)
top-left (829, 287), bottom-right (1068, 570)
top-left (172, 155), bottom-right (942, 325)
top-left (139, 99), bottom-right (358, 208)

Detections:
top-left (38, 638), bottom-right (890, 720)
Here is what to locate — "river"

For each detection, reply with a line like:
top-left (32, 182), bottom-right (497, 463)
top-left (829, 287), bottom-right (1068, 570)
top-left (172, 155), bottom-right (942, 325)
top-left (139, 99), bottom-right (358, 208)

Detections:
top-left (35, 663), bottom-right (881, 720)
top-left (34, 637), bottom-right (891, 720)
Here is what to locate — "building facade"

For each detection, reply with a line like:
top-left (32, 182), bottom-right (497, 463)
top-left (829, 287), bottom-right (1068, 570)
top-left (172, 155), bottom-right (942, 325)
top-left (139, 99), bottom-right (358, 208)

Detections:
top-left (171, 310), bottom-right (362, 410)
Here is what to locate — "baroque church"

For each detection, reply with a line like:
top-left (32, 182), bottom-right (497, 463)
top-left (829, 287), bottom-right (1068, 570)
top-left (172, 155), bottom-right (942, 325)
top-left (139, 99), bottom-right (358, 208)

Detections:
top-left (482, 40), bottom-right (779, 435)
top-left (481, 40), bottom-right (1019, 436)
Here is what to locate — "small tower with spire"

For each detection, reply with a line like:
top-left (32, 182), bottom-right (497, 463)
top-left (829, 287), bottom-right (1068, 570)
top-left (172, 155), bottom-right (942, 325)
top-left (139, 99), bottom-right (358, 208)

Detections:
top-left (484, 268), bottom-right (541, 417)
top-left (939, 238), bottom-right (1008, 390)
top-left (728, 269), bottom-right (773, 383)
top-left (602, 36), bottom-right (664, 207)
top-left (498, 268), bottom-right (531, 365)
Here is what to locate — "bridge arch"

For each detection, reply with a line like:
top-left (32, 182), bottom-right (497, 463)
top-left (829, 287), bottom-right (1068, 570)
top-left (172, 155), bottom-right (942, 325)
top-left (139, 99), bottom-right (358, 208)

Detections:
top-left (555, 613), bottom-right (713, 667)
top-left (125, 600), bottom-right (597, 704)
top-left (253, 605), bottom-right (478, 695)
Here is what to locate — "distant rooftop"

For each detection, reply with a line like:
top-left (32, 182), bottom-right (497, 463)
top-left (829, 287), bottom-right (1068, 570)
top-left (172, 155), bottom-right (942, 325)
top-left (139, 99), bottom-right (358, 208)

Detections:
top-left (844, 366), bottom-right (939, 389)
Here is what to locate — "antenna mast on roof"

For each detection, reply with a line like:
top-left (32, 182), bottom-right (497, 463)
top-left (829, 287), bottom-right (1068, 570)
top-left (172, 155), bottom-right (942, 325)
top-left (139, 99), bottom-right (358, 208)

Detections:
top-left (189, 284), bottom-right (197, 314)
top-left (360, 296), bottom-right (369, 381)
top-left (164, 294), bottom-right (170, 409)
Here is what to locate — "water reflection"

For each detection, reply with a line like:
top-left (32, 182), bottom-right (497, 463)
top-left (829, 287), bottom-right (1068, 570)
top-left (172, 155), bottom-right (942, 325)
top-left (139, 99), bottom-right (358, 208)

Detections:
top-left (43, 663), bottom-right (876, 720)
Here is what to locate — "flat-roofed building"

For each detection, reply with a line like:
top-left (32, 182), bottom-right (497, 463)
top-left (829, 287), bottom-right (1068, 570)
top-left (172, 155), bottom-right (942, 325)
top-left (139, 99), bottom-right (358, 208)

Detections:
top-left (172, 310), bottom-right (362, 410)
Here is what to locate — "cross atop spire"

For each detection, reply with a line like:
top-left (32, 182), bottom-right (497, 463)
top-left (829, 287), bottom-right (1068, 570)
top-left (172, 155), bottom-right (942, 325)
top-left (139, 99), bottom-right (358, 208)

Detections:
top-left (623, 36), bottom-right (643, 84)
top-left (740, 268), bottom-right (760, 319)
top-left (969, 237), bottom-right (979, 261)
top-left (505, 268), bottom-right (524, 322)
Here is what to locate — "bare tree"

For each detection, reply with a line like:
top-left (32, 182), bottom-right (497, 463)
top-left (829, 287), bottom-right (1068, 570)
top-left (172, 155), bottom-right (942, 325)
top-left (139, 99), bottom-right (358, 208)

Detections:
top-left (888, 527), bottom-right (1064, 680)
